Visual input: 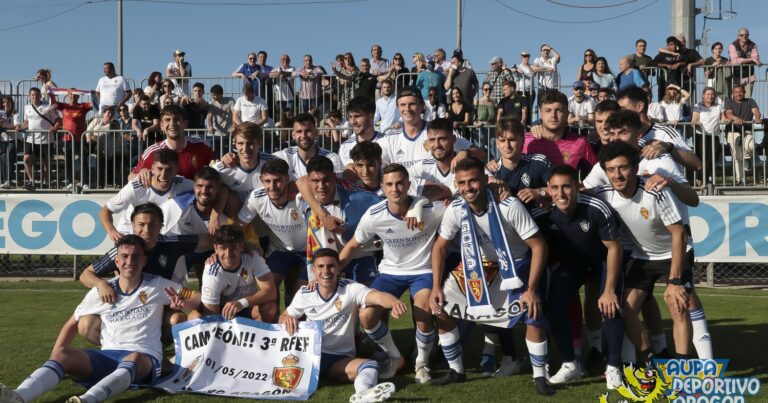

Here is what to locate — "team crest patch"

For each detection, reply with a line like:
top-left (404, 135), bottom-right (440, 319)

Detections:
top-left (159, 255), bottom-right (168, 267)
top-left (191, 155), bottom-right (198, 168)
top-left (468, 272), bottom-right (483, 303)
top-left (290, 209), bottom-right (299, 221)
top-left (139, 291), bottom-right (148, 304)
top-left (334, 297), bottom-right (342, 312)
top-left (450, 261), bottom-right (499, 295)
top-left (423, 140), bottom-right (430, 151)
top-left (521, 173), bottom-right (530, 187)
top-left (240, 268), bottom-right (248, 280)
top-left (579, 219), bottom-right (590, 232)
top-left (640, 207), bottom-right (649, 219)
top-left (562, 151), bottom-right (571, 162)
top-left (272, 354), bottom-right (303, 390)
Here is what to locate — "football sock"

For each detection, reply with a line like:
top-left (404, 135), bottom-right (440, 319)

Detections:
top-left (526, 339), bottom-right (548, 379)
top-left (353, 360), bottom-right (379, 393)
top-left (438, 328), bottom-right (464, 374)
top-left (80, 361), bottom-right (136, 402)
top-left (415, 328), bottom-right (436, 366)
top-left (15, 360), bottom-right (64, 402)
top-left (483, 332), bottom-right (499, 356)
top-left (621, 334), bottom-right (636, 364)
top-left (690, 307), bottom-right (713, 359)
top-left (588, 330), bottom-right (603, 353)
top-left (364, 321), bottom-right (401, 359)
top-left (650, 333), bottom-right (667, 354)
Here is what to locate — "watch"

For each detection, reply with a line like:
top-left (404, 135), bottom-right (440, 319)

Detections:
top-left (668, 278), bottom-right (683, 286)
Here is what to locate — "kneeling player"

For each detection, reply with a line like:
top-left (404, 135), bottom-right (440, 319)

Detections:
top-left (193, 225), bottom-right (278, 322)
top-left (0, 235), bottom-right (201, 403)
top-left (279, 249), bottom-right (406, 403)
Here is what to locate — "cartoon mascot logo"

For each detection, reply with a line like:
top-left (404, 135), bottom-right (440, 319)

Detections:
top-left (599, 363), bottom-right (678, 402)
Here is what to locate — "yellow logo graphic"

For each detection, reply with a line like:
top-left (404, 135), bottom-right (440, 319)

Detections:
top-left (290, 209), bottom-right (299, 221)
top-left (273, 354), bottom-right (304, 390)
top-left (334, 297), bottom-right (342, 312)
top-left (640, 207), bottom-right (649, 219)
top-left (138, 291), bottom-right (148, 304)
top-left (599, 363), bottom-right (679, 403)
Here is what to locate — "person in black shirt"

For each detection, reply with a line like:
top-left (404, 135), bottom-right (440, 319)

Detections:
top-left (354, 58), bottom-right (377, 101)
top-left (181, 82), bottom-right (209, 131)
top-left (496, 81), bottom-right (529, 125)
top-left (132, 95), bottom-right (161, 143)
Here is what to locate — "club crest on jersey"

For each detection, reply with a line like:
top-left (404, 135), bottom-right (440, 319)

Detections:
top-left (640, 207), bottom-right (649, 219)
top-left (562, 151), bottom-right (571, 162)
top-left (580, 219), bottom-right (590, 232)
top-left (468, 272), bottom-right (483, 302)
top-left (290, 209), bottom-right (299, 221)
top-left (191, 155), bottom-right (198, 168)
top-left (159, 255), bottom-right (168, 267)
top-left (521, 173), bottom-right (530, 187)
top-left (334, 297), bottom-right (342, 312)
top-left (422, 141), bottom-right (429, 151)
top-left (139, 291), bottom-right (148, 304)
top-left (273, 354), bottom-right (303, 390)
top-left (240, 268), bottom-right (248, 280)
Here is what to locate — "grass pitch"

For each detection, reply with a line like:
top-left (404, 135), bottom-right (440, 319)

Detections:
top-left (0, 281), bottom-right (766, 402)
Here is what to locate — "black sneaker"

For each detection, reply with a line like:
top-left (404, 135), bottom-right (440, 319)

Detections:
top-left (584, 347), bottom-right (605, 373)
top-left (23, 181), bottom-right (35, 191)
top-left (430, 369), bottom-right (466, 386)
top-left (534, 376), bottom-right (556, 396)
top-left (656, 348), bottom-right (671, 359)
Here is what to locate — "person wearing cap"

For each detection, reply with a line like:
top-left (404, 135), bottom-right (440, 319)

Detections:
top-left (532, 44), bottom-right (560, 104)
top-left (166, 50), bottom-right (192, 97)
top-left (588, 82), bottom-right (601, 100)
top-left (483, 56), bottom-right (515, 104)
top-left (567, 81), bottom-right (596, 127)
top-left (443, 49), bottom-right (478, 107)
top-left (514, 50), bottom-right (535, 122)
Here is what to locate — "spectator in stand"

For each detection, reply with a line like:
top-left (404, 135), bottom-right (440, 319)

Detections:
top-left (433, 48), bottom-right (451, 73)
top-left (116, 104), bottom-right (132, 131)
top-left (515, 50), bottom-right (535, 120)
top-left (293, 54), bottom-right (326, 113)
top-left (447, 86), bottom-right (473, 138)
top-left (233, 83), bottom-right (269, 127)
top-left (355, 58), bottom-right (377, 100)
top-left (424, 86), bottom-right (447, 122)
top-left (588, 82), bottom-right (601, 101)
top-left (127, 89), bottom-right (143, 114)
top-left (704, 42), bottom-right (732, 103)
top-left (576, 49), bottom-right (597, 81)
top-left (378, 52), bottom-right (410, 89)
top-left (159, 79), bottom-right (181, 106)
top-left (54, 90), bottom-right (92, 190)
top-left (207, 84), bottom-right (235, 154)
top-left (256, 51), bottom-right (275, 108)
top-left (691, 87), bottom-right (725, 184)
top-left (597, 88), bottom-right (614, 103)
top-left (85, 106), bottom-right (121, 188)
top-left (533, 44), bottom-right (561, 102)
top-left (632, 38), bottom-right (654, 69)
top-left (675, 34), bottom-right (705, 91)
top-left (653, 36), bottom-right (684, 100)
top-left (95, 62), bottom-right (130, 114)
top-left (374, 80), bottom-right (400, 131)
top-left (332, 52), bottom-right (359, 111)
top-left (615, 55), bottom-right (647, 92)
top-left (475, 83), bottom-right (496, 126)
top-left (0, 96), bottom-right (20, 189)
top-left (269, 54), bottom-right (295, 120)
top-left (369, 44), bottom-right (390, 77)
top-left (143, 71), bottom-right (163, 104)
top-left (728, 27), bottom-right (762, 98)
top-left (567, 82), bottom-right (596, 127)
top-left (411, 53), bottom-right (427, 75)
top-left (34, 68), bottom-right (57, 103)
top-left (484, 56), bottom-right (515, 104)
top-left (496, 81), bottom-right (528, 125)
top-left (659, 84), bottom-right (690, 124)
top-left (723, 85), bottom-right (762, 185)
top-left (132, 95), bottom-right (162, 142)
top-left (180, 82), bottom-right (209, 131)
top-left (233, 52), bottom-right (261, 84)
top-left (20, 87), bottom-right (60, 190)
top-left (166, 50), bottom-right (192, 97)
top-left (593, 57), bottom-right (616, 91)
top-left (443, 49), bottom-right (478, 108)
top-left (656, 35), bottom-right (703, 94)
top-left (415, 61), bottom-right (445, 102)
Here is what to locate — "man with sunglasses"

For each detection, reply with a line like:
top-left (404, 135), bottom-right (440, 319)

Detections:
top-left (533, 44), bottom-right (561, 105)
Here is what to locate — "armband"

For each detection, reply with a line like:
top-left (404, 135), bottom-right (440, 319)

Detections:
top-left (176, 287), bottom-right (194, 301)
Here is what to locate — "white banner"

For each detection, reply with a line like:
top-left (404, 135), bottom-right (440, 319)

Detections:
top-left (690, 195), bottom-right (768, 262)
top-left (155, 316), bottom-right (322, 400)
top-left (0, 193), bottom-right (119, 255)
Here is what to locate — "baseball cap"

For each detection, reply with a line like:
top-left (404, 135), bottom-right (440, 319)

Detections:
top-left (174, 49), bottom-right (186, 56)
top-left (572, 81), bottom-right (585, 89)
top-left (488, 56), bottom-right (503, 64)
top-left (452, 49), bottom-right (464, 62)
top-left (589, 83), bottom-right (600, 90)
top-left (521, 50), bottom-right (530, 56)
top-left (396, 87), bottom-right (424, 102)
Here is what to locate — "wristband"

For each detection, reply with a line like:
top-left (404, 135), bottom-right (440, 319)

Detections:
top-left (668, 278), bottom-right (683, 286)
top-left (238, 298), bottom-right (250, 308)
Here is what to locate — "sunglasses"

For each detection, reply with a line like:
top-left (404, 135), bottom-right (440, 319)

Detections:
top-left (585, 54), bottom-right (594, 57)
top-left (483, 88), bottom-right (491, 91)
top-left (740, 33), bottom-right (749, 37)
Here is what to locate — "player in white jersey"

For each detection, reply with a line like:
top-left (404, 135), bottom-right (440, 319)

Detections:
top-left (376, 87), bottom-right (482, 168)
top-left (339, 164), bottom-right (460, 384)
top-left (280, 249), bottom-right (405, 403)
top-left (237, 159), bottom-right (308, 307)
top-left (100, 148), bottom-right (193, 241)
top-left (194, 225), bottom-right (277, 322)
top-left (214, 122), bottom-right (278, 201)
top-left (431, 158), bottom-right (556, 396)
top-left (408, 118), bottom-right (475, 194)
top-left (338, 96), bottom-right (387, 168)
top-left (160, 167), bottom-right (232, 236)
top-left (273, 112), bottom-right (343, 179)
top-left (0, 235), bottom-right (202, 403)
top-left (594, 141), bottom-right (698, 363)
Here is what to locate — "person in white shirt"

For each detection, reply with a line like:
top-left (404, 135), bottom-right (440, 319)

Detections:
top-left (691, 87), bottom-right (725, 184)
top-left (194, 225), bottom-right (277, 322)
top-left (233, 83), bottom-right (269, 127)
top-left (408, 118), bottom-right (470, 194)
top-left (166, 50), bottom-right (192, 97)
top-left (95, 62), bottom-right (131, 113)
top-left (369, 44), bottom-right (390, 77)
top-left (338, 96), bottom-right (387, 168)
top-left (20, 87), bottom-right (60, 190)
top-left (279, 248), bottom-right (404, 403)
top-left (423, 87), bottom-right (447, 123)
top-left (268, 54), bottom-right (295, 119)
top-left (567, 81), bottom-right (596, 126)
top-left (214, 122), bottom-right (278, 201)
top-left (533, 44), bottom-right (560, 100)
top-left (594, 141), bottom-right (697, 363)
top-left (0, 235), bottom-right (201, 403)
top-left (99, 148), bottom-right (194, 242)
top-left (273, 113), bottom-right (343, 179)
top-left (374, 80), bottom-right (400, 131)
top-left (160, 167), bottom-right (232, 236)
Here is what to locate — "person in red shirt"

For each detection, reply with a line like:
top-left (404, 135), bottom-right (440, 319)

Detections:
top-left (130, 104), bottom-right (214, 182)
top-left (52, 90), bottom-right (93, 189)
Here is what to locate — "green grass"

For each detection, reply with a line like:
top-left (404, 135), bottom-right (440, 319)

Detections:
top-left (1, 281), bottom-right (767, 402)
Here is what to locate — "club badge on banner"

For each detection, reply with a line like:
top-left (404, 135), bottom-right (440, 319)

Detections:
top-left (155, 316), bottom-right (322, 400)
top-left (442, 261), bottom-right (528, 328)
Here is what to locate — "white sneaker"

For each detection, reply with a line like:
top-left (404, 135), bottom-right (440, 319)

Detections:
top-left (414, 363), bottom-right (431, 384)
top-left (82, 184), bottom-right (90, 191)
top-left (605, 365), bottom-right (623, 390)
top-left (492, 356), bottom-right (521, 377)
top-left (0, 181), bottom-right (11, 189)
top-left (378, 356), bottom-right (404, 380)
top-left (548, 361), bottom-right (583, 384)
top-left (0, 384), bottom-right (22, 403)
top-left (349, 382), bottom-right (395, 402)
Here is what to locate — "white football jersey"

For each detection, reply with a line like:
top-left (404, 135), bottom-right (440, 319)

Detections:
top-left (74, 273), bottom-right (178, 361)
top-left (642, 123), bottom-right (692, 151)
top-left (355, 199), bottom-right (446, 276)
top-left (200, 252), bottom-right (271, 306)
top-left (408, 158), bottom-right (457, 194)
top-left (214, 153), bottom-right (278, 201)
top-left (160, 192), bottom-right (229, 235)
top-left (439, 197), bottom-right (539, 260)
top-left (238, 189), bottom-right (307, 252)
top-left (377, 125), bottom-right (472, 168)
top-left (285, 279), bottom-right (370, 356)
top-left (106, 177), bottom-right (194, 234)
top-left (338, 132), bottom-right (386, 167)
top-left (582, 153), bottom-right (686, 190)
top-left (594, 179), bottom-right (692, 260)
top-left (273, 146), bottom-right (343, 180)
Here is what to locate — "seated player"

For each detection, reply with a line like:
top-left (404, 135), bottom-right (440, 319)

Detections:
top-left (279, 248), bottom-right (406, 403)
top-left (0, 235), bottom-right (201, 403)
top-left (192, 225), bottom-right (278, 322)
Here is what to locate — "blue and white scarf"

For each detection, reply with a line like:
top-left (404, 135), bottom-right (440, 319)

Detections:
top-left (460, 189), bottom-right (524, 316)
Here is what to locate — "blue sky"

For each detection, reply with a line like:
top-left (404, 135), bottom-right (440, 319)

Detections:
top-left (0, 0), bottom-right (764, 91)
